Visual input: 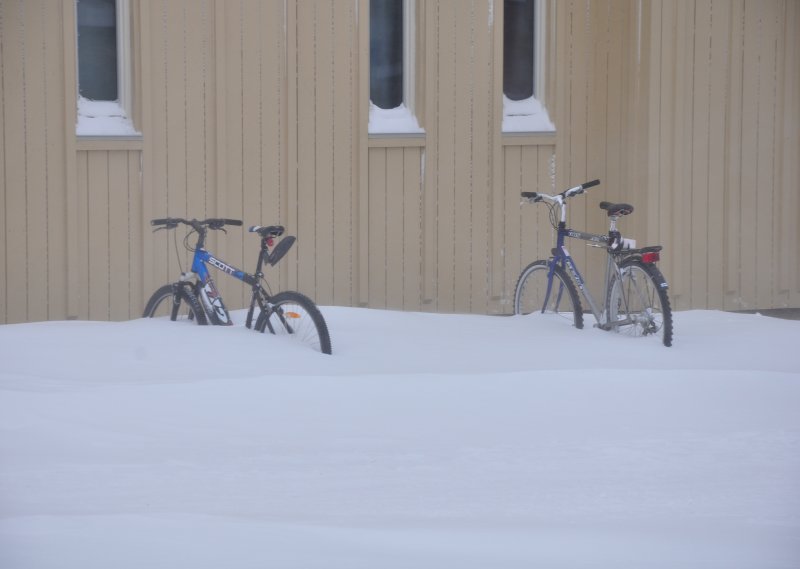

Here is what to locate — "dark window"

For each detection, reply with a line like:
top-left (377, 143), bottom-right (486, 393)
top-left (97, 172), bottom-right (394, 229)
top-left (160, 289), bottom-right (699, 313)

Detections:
top-left (370, 0), bottom-right (404, 109)
top-left (504, 0), bottom-right (535, 101)
top-left (77, 0), bottom-right (118, 101)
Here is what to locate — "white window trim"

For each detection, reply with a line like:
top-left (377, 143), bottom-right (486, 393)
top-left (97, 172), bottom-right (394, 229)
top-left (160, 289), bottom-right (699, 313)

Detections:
top-left (76, 0), bottom-right (139, 137)
top-left (369, 0), bottom-right (423, 135)
top-left (116, 0), bottom-right (132, 118)
top-left (502, 0), bottom-right (554, 133)
top-left (402, 0), bottom-right (415, 114)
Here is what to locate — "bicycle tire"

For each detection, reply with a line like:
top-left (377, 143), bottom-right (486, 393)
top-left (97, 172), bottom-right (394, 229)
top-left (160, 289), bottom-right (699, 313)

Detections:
top-left (514, 260), bottom-right (584, 329)
top-left (254, 290), bottom-right (332, 354)
top-left (607, 259), bottom-right (673, 346)
top-left (143, 283), bottom-right (208, 325)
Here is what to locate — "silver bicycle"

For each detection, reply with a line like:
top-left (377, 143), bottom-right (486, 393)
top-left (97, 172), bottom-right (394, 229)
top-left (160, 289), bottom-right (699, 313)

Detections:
top-left (514, 179), bottom-right (673, 347)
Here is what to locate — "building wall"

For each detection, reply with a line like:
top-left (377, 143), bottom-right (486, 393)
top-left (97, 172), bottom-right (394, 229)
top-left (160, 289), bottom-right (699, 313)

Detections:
top-left (76, 147), bottom-right (144, 320)
top-left (1, 0), bottom-right (72, 323)
top-left (645, 0), bottom-right (800, 311)
top-left (0, 0), bottom-right (798, 324)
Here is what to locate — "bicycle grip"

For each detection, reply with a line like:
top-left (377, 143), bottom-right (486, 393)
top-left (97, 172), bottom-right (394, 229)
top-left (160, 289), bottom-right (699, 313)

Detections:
top-left (205, 218), bottom-right (242, 228)
top-left (582, 179), bottom-right (600, 190)
top-left (151, 218), bottom-right (173, 226)
top-left (521, 192), bottom-right (539, 200)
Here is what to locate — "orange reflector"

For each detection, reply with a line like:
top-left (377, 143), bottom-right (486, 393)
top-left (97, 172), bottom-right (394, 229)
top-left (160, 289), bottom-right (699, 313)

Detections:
top-left (285, 311), bottom-right (301, 319)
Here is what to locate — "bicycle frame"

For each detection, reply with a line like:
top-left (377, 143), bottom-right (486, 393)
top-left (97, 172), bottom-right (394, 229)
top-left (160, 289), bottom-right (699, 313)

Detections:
top-left (191, 249), bottom-right (257, 288)
top-left (528, 182), bottom-right (631, 329)
top-left (183, 228), bottom-right (270, 328)
top-left (546, 222), bottom-right (620, 328)
top-left (518, 179), bottom-right (672, 346)
top-left (185, 249), bottom-right (252, 325)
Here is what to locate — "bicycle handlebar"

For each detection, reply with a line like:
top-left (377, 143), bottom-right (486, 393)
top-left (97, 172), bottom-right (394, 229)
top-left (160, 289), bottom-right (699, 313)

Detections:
top-left (521, 179), bottom-right (600, 204)
top-left (150, 217), bottom-right (243, 230)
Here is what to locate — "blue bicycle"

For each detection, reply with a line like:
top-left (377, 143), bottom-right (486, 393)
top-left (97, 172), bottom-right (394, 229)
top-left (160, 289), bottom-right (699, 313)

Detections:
top-left (514, 180), bottom-right (673, 347)
top-left (143, 218), bottom-right (332, 354)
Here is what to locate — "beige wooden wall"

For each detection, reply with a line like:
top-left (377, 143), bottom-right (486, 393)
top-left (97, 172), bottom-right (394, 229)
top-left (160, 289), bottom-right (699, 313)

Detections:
top-left (142, 0), bottom-right (362, 312)
top-left (0, 0), bottom-right (798, 325)
top-left (76, 148), bottom-right (144, 320)
top-left (369, 0), bottom-right (560, 315)
top-left (645, 0), bottom-right (800, 311)
top-left (141, 0), bottom-right (292, 312)
top-left (1, 0), bottom-right (71, 324)
top-left (548, 0), bottom-right (647, 309)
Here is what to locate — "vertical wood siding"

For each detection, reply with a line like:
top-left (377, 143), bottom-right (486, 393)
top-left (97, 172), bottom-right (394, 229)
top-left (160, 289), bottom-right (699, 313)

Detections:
top-left (366, 145), bottom-right (424, 310)
top-left (142, 0), bottom-right (220, 302)
top-left (497, 143), bottom-right (557, 310)
top-left (0, 0), bottom-right (798, 324)
top-left (0, 0), bottom-right (69, 323)
top-left (77, 149), bottom-right (143, 320)
top-left (555, 0), bottom-right (646, 304)
top-left (647, 0), bottom-right (800, 310)
top-left (141, 0), bottom-right (357, 313)
top-left (423, 0), bottom-right (498, 314)
top-left (291, 0), bottom-right (358, 308)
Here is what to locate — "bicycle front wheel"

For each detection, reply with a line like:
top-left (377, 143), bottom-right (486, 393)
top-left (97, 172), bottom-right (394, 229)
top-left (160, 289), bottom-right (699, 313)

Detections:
top-left (143, 283), bottom-right (208, 324)
top-left (255, 290), bottom-right (332, 354)
top-left (514, 260), bottom-right (584, 329)
top-left (607, 260), bottom-right (673, 346)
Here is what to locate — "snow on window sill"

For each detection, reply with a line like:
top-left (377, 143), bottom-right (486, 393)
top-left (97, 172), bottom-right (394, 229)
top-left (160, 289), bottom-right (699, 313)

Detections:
top-left (502, 95), bottom-right (555, 133)
top-left (368, 103), bottom-right (424, 135)
top-left (76, 97), bottom-right (140, 137)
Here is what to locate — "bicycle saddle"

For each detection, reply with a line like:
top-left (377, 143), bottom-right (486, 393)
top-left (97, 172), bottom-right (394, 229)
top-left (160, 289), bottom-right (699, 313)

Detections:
top-left (599, 202), bottom-right (634, 217)
top-left (249, 225), bottom-right (285, 238)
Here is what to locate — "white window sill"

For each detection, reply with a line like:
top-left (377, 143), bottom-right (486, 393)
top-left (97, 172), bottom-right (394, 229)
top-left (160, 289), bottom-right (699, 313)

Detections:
top-left (368, 103), bottom-right (424, 135)
top-left (502, 95), bottom-right (555, 133)
top-left (76, 97), bottom-right (139, 137)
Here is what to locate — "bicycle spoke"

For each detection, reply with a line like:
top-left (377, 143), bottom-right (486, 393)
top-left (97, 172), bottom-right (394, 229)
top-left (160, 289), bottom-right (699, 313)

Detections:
top-left (257, 291), bottom-right (332, 354)
top-left (608, 262), bottom-right (667, 340)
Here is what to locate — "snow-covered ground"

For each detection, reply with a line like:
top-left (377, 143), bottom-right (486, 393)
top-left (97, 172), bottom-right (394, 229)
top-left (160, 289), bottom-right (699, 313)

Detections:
top-left (1, 308), bottom-right (798, 568)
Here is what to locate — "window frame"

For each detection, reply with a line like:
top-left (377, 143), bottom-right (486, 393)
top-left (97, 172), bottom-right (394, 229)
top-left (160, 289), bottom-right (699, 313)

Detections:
top-left (402, 0), bottom-right (416, 113)
top-left (502, 0), bottom-right (554, 133)
top-left (533, 0), bottom-right (545, 102)
top-left (76, 0), bottom-right (138, 137)
top-left (368, 0), bottom-right (423, 135)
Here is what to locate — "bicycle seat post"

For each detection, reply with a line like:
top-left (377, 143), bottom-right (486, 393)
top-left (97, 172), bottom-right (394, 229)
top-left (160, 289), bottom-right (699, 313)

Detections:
top-left (608, 214), bottom-right (618, 233)
top-left (254, 239), bottom-right (267, 279)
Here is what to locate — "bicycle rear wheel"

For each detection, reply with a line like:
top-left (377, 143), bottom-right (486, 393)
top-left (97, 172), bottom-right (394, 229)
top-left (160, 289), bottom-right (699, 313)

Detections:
top-left (514, 260), bottom-right (584, 329)
top-left (255, 290), bottom-right (332, 354)
top-left (143, 283), bottom-right (208, 324)
top-left (607, 260), bottom-right (673, 346)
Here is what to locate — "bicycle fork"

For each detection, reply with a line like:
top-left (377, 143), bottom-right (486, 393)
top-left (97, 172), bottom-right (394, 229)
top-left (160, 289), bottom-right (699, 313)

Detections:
top-left (550, 248), bottom-right (621, 329)
top-left (180, 272), bottom-right (232, 326)
top-left (542, 259), bottom-right (565, 314)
